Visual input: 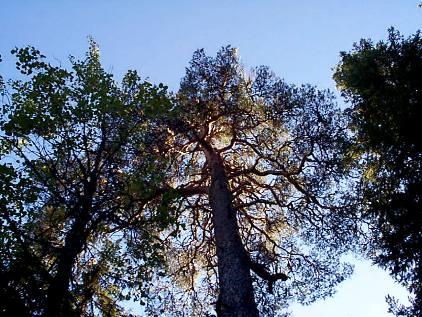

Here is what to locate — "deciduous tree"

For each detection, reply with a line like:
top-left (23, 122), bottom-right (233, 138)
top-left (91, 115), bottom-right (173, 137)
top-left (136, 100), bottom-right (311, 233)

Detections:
top-left (0, 42), bottom-right (171, 316)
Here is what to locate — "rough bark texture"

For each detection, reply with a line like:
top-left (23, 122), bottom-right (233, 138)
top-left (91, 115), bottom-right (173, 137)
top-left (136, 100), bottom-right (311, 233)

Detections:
top-left (205, 146), bottom-right (259, 317)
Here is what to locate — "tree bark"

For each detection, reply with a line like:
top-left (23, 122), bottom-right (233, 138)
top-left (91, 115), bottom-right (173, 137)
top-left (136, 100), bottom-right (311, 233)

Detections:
top-left (46, 213), bottom-right (90, 317)
top-left (46, 179), bottom-right (96, 317)
top-left (204, 146), bottom-right (259, 317)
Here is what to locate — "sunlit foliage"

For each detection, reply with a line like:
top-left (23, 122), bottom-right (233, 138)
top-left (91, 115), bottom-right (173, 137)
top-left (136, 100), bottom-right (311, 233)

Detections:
top-left (335, 28), bottom-right (422, 317)
top-left (144, 47), bottom-right (359, 316)
top-left (0, 42), bottom-right (171, 316)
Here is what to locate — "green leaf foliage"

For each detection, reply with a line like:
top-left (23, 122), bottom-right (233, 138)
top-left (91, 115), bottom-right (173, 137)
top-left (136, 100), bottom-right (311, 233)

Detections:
top-left (334, 28), bottom-right (422, 317)
top-left (0, 42), bottom-right (172, 316)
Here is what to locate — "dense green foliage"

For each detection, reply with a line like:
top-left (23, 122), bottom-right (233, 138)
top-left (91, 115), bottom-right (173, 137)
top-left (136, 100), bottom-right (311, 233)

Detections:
top-left (334, 29), bottom-right (422, 316)
top-left (0, 42), bottom-right (172, 316)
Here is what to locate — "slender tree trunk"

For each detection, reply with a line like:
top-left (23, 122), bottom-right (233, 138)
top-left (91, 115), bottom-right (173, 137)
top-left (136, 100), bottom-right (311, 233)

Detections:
top-left (46, 207), bottom-right (92, 317)
top-left (205, 147), bottom-right (259, 317)
top-left (46, 177), bottom-right (98, 316)
top-left (46, 248), bottom-right (78, 316)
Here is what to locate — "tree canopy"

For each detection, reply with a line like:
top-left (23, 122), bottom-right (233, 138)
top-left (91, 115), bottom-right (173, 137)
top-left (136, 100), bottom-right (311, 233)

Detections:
top-left (141, 47), bottom-right (359, 316)
top-left (334, 28), bottom-right (422, 317)
top-left (0, 42), bottom-right (172, 316)
top-left (4, 38), bottom-right (416, 316)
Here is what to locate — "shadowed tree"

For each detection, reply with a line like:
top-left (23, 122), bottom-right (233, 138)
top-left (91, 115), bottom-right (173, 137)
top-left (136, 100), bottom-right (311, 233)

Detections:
top-left (334, 28), bottom-right (422, 317)
top-left (144, 47), bottom-right (359, 317)
top-left (0, 42), bottom-right (172, 316)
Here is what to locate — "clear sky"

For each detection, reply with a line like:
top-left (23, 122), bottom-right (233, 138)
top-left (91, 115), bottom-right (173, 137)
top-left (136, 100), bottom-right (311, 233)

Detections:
top-left (1, 1), bottom-right (420, 316)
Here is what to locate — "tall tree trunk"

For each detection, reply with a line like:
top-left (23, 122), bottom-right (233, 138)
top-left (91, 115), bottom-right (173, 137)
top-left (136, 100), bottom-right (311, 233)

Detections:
top-left (46, 215), bottom-right (90, 317)
top-left (46, 192), bottom-right (96, 317)
top-left (46, 177), bottom-right (98, 316)
top-left (205, 147), bottom-right (259, 317)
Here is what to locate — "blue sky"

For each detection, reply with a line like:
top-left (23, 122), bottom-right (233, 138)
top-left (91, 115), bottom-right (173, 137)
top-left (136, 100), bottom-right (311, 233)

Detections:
top-left (1, 1), bottom-right (421, 316)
